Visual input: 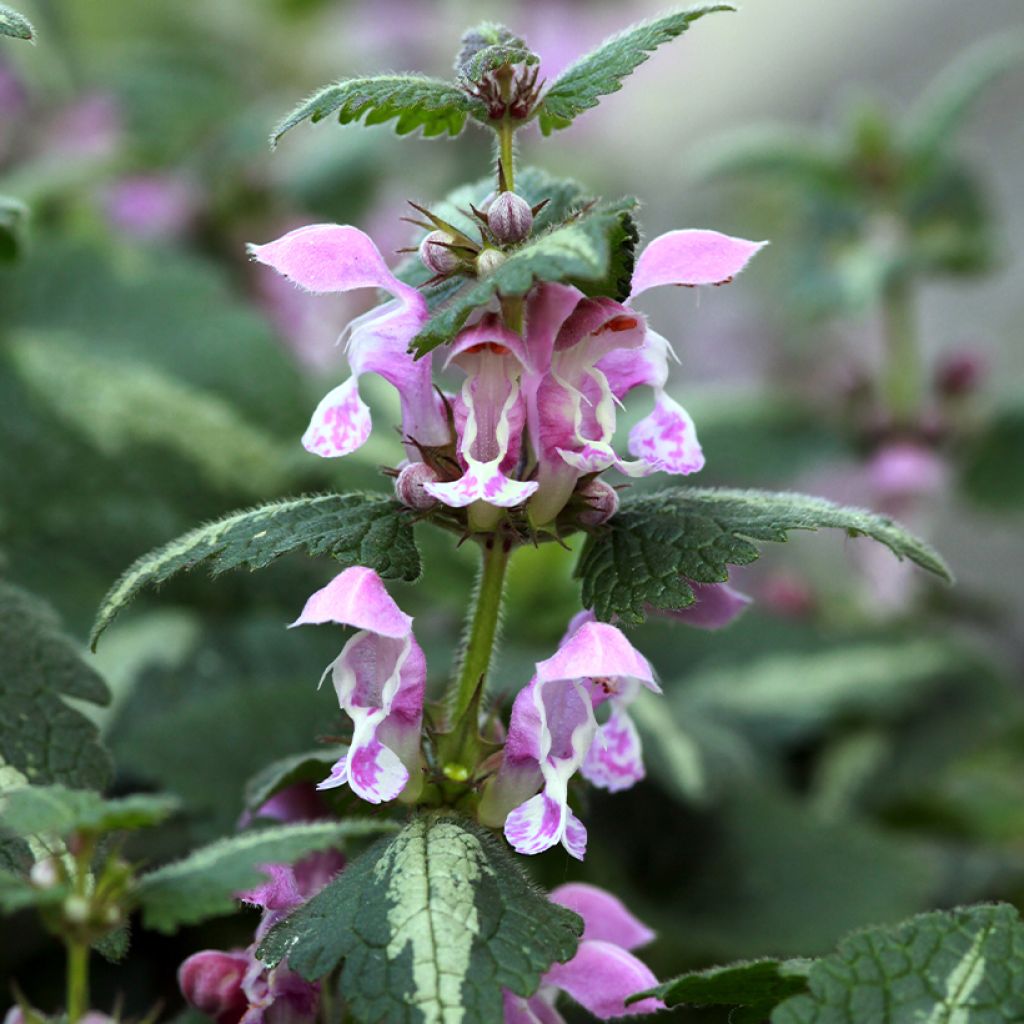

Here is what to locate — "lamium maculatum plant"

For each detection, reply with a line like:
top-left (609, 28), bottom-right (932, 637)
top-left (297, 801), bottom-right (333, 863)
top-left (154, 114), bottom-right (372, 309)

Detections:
top-left (12, 7), bottom-right (1002, 1024)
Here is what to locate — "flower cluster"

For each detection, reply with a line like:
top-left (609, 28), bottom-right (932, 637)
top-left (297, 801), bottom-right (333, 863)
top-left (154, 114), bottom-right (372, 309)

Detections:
top-left (250, 218), bottom-right (765, 530)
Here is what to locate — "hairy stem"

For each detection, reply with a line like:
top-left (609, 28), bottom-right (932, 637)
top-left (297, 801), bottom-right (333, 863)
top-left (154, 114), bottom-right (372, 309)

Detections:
top-left (881, 276), bottom-right (921, 425)
top-left (66, 941), bottom-right (89, 1022)
top-left (450, 536), bottom-right (511, 722)
top-left (499, 120), bottom-right (515, 193)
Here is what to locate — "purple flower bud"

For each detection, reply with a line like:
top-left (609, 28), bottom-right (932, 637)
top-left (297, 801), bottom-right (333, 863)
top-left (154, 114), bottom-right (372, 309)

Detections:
top-left (488, 191), bottom-right (533, 244)
top-left (419, 231), bottom-right (459, 275)
top-left (935, 350), bottom-right (985, 398)
top-left (178, 950), bottom-right (249, 1024)
top-left (395, 461), bottom-right (441, 510)
top-left (577, 478), bottom-right (619, 526)
top-left (476, 247), bottom-right (507, 278)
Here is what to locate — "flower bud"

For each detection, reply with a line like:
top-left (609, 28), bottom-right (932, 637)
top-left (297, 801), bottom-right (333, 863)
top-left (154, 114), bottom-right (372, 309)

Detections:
top-left (63, 895), bottom-right (90, 923)
top-left (178, 950), bottom-right (249, 1024)
top-left (935, 351), bottom-right (984, 398)
top-left (487, 191), bottom-right (533, 244)
top-left (419, 231), bottom-right (459, 275)
top-left (577, 478), bottom-right (619, 526)
top-left (476, 247), bottom-right (507, 278)
top-left (395, 462), bottom-right (440, 510)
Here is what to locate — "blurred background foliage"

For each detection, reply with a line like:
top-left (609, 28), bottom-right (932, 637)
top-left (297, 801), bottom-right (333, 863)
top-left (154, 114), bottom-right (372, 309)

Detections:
top-left (1, 0), bottom-right (1023, 1019)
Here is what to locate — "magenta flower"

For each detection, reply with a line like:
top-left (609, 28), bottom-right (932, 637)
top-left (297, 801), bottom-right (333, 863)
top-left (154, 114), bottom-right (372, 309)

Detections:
top-left (249, 225), bottom-right (449, 462)
top-left (659, 580), bottom-right (752, 631)
top-left (486, 619), bottom-right (657, 860)
top-left (503, 883), bottom-right (663, 1022)
top-left (291, 566), bottom-right (426, 804)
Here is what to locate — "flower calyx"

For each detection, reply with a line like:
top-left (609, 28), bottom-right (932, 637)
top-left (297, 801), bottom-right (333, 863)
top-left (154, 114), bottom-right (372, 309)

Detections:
top-left (463, 62), bottom-right (543, 123)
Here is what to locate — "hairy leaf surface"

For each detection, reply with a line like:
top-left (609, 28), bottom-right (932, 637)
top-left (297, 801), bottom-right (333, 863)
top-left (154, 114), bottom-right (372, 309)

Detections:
top-left (91, 493), bottom-right (419, 647)
top-left (535, 5), bottom-right (735, 134)
top-left (0, 3), bottom-right (33, 40)
top-left (0, 785), bottom-right (178, 838)
top-left (259, 816), bottom-right (582, 1024)
top-left (576, 488), bottom-right (952, 624)
top-left (772, 903), bottom-right (1024, 1023)
top-left (272, 75), bottom-right (486, 146)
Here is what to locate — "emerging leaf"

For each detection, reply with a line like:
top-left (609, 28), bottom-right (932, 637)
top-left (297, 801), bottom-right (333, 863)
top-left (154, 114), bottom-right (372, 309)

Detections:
top-left (0, 3), bottom-right (34, 41)
top-left (259, 816), bottom-right (583, 1024)
top-left (271, 75), bottom-right (487, 147)
top-left (773, 903), bottom-right (1024, 1023)
top-left (535, 4), bottom-right (736, 135)
top-left (0, 582), bottom-right (112, 789)
top-left (0, 785), bottom-right (179, 839)
top-left (632, 957), bottom-right (813, 1014)
top-left (455, 23), bottom-right (538, 83)
top-left (135, 820), bottom-right (395, 933)
top-left (90, 493), bottom-right (420, 648)
top-left (576, 487), bottom-right (952, 624)
top-left (411, 197), bottom-right (639, 356)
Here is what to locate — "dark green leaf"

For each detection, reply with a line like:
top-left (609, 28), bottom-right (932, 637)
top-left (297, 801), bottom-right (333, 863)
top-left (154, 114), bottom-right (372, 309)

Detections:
top-left (0, 3), bottom-right (33, 41)
top-left (135, 820), bottom-right (395, 933)
top-left (0, 786), bottom-right (179, 838)
top-left (244, 747), bottom-right (346, 814)
top-left (0, 581), bottom-right (112, 789)
top-left (772, 903), bottom-right (1024, 1023)
top-left (535, 4), bottom-right (735, 135)
top-left (634, 957), bottom-right (812, 1011)
top-left (411, 197), bottom-right (638, 356)
top-left (94, 925), bottom-right (130, 964)
top-left (0, 196), bottom-right (29, 261)
top-left (271, 75), bottom-right (486, 147)
top-left (259, 816), bottom-right (583, 1024)
top-left (904, 34), bottom-right (1024, 157)
top-left (960, 405), bottom-right (1024, 512)
top-left (576, 487), bottom-right (952, 624)
top-left (90, 493), bottom-right (420, 648)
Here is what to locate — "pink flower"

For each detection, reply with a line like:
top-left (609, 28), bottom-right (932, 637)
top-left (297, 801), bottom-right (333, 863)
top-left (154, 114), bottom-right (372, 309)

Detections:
top-left (102, 173), bottom-right (200, 241)
top-left (482, 618), bottom-right (658, 859)
top-left (503, 883), bottom-right (663, 1022)
top-left (658, 581), bottom-right (752, 630)
top-left (250, 221), bottom-right (764, 524)
top-left (249, 225), bottom-right (450, 462)
top-left (291, 567), bottom-right (426, 805)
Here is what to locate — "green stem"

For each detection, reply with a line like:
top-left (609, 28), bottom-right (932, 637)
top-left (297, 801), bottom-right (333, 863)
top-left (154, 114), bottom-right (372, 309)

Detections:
top-left (66, 941), bottom-right (89, 1022)
top-left (881, 276), bottom-right (921, 426)
top-left (450, 537), bottom-right (511, 722)
top-left (499, 120), bottom-right (515, 193)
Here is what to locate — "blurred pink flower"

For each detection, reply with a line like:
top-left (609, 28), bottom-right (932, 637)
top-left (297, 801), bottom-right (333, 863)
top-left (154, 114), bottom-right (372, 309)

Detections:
top-left (102, 173), bottom-right (200, 241)
top-left (40, 93), bottom-right (121, 160)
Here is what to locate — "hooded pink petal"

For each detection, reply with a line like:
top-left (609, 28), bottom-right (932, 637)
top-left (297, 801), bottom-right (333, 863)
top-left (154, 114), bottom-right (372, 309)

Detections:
top-left (537, 621), bottom-right (657, 695)
top-left (549, 883), bottom-right (656, 951)
top-left (629, 229), bottom-right (767, 299)
top-left (543, 940), bottom-right (663, 1019)
top-left (290, 566), bottom-right (412, 638)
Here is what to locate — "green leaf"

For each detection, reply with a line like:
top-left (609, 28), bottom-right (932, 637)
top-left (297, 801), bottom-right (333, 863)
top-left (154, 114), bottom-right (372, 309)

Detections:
top-left (0, 195), bottom-right (29, 262)
top-left (455, 23), bottom-right (538, 83)
top-left (576, 487), bottom-right (952, 624)
top-left (0, 581), bottom-right (112, 789)
top-left (0, 3), bottom-right (34, 41)
top-left (271, 75), bottom-right (486, 147)
top-left (0, 866), bottom-right (67, 913)
top-left (960, 405), bottom-right (1024, 512)
top-left (135, 819), bottom-right (395, 933)
top-left (904, 34), bottom-right (1024, 157)
top-left (634, 957), bottom-right (813, 1012)
top-left (535, 4), bottom-right (735, 135)
top-left (0, 785), bottom-right (179, 839)
top-left (411, 197), bottom-right (638, 356)
top-left (90, 493), bottom-right (420, 648)
top-left (244, 747), bottom-right (346, 814)
top-left (259, 815), bottom-right (583, 1024)
top-left (772, 903), bottom-right (1024, 1023)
